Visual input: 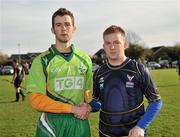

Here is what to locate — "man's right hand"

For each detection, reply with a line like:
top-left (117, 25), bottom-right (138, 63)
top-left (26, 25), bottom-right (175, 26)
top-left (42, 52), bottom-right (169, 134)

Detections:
top-left (72, 103), bottom-right (91, 120)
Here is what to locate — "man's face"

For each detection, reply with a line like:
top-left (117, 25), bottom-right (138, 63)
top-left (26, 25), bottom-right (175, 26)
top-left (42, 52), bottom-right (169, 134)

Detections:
top-left (103, 33), bottom-right (127, 61)
top-left (52, 15), bottom-right (75, 43)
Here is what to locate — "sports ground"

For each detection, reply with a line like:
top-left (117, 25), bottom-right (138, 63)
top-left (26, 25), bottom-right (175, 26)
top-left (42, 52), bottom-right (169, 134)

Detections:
top-left (0, 69), bottom-right (180, 137)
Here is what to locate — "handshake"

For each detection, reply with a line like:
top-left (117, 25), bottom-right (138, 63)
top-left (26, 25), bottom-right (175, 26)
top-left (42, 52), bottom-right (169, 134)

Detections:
top-left (72, 102), bottom-right (92, 120)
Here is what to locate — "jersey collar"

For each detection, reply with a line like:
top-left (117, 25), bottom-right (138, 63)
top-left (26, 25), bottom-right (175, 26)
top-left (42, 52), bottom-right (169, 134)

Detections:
top-left (49, 44), bottom-right (76, 61)
top-left (107, 58), bottom-right (131, 70)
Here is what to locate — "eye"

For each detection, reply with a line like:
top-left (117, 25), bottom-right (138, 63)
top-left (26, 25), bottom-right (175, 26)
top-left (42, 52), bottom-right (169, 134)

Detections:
top-left (56, 23), bottom-right (62, 27)
top-left (104, 41), bottom-right (111, 46)
top-left (114, 40), bottom-right (121, 45)
top-left (64, 22), bottom-right (71, 27)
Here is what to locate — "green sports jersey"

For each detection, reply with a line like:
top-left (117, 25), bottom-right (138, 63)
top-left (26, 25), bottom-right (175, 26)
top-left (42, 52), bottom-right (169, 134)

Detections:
top-left (26, 44), bottom-right (92, 105)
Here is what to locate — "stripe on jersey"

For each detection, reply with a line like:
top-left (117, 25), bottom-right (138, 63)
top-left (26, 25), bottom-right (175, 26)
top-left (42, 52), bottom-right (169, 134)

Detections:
top-left (40, 113), bottom-right (56, 137)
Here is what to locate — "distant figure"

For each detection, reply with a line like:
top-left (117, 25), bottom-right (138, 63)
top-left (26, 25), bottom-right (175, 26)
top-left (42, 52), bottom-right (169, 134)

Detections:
top-left (12, 59), bottom-right (25, 101)
top-left (23, 62), bottom-right (29, 74)
top-left (169, 61), bottom-right (172, 68)
top-left (28, 60), bottom-right (32, 69)
top-left (178, 58), bottom-right (180, 80)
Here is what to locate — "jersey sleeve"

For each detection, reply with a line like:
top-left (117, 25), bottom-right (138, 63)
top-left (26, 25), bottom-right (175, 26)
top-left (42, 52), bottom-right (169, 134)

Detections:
top-left (89, 68), bottom-right (102, 112)
top-left (29, 93), bottom-right (72, 113)
top-left (137, 100), bottom-right (162, 129)
top-left (85, 56), bottom-right (93, 92)
top-left (140, 64), bottom-right (161, 102)
top-left (26, 56), bottom-right (46, 94)
top-left (92, 69), bottom-right (101, 101)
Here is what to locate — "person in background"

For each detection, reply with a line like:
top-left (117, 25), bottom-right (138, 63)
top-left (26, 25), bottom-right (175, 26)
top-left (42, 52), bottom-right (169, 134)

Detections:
top-left (89, 25), bottom-right (162, 137)
top-left (12, 59), bottom-right (25, 102)
top-left (23, 62), bottom-right (29, 75)
top-left (26, 8), bottom-right (92, 137)
top-left (178, 57), bottom-right (180, 80)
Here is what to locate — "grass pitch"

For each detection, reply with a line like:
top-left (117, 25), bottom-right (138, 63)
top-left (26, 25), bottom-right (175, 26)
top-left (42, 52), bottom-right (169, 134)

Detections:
top-left (0, 69), bottom-right (179, 137)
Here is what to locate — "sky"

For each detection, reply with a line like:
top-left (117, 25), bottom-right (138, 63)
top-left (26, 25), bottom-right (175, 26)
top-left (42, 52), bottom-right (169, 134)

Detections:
top-left (0, 0), bottom-right (180, 56)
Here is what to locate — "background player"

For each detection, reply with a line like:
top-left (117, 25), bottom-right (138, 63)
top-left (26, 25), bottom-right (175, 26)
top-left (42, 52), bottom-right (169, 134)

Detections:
top-left (12, 59), bottom-right (25, 102)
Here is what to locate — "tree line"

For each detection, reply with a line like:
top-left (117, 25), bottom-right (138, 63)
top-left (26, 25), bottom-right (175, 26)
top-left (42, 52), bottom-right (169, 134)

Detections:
top-left (125, 43), bottom-right (180, 62)
top-left (125, 30), bottom-right (180, 62)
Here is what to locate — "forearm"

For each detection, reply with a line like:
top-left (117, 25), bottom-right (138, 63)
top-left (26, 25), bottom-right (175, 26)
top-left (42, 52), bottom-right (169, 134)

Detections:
top-left (137, 100), bottom-right (162, 130)
top-left (29, 93), bottom-right (72, 113)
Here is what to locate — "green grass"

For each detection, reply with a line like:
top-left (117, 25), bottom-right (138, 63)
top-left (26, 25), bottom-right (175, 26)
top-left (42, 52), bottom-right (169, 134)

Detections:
top-left (0, 69), bottom-right (180, 137)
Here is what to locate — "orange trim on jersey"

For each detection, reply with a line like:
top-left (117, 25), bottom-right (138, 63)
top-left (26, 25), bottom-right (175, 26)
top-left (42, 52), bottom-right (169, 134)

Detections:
top-left (84, 90), bottom-right (90, 103)
top-left (29, 93), bottom-right (72, 113)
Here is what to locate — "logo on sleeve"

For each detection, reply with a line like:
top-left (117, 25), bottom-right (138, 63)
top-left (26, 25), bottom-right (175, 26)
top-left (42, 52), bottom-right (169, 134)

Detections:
top-left (99, 77), bottom-right (104, 90)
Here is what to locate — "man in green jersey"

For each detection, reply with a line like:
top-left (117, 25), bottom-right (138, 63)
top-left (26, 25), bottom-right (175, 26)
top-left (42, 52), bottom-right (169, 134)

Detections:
top-left (26, 8), bottom-right (92, 137)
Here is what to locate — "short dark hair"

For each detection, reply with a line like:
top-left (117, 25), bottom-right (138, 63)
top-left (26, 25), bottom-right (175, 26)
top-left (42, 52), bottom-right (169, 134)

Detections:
top-left (103, 25), bottom-right (125, 38)
top-left (52, 8), bottom-right (74, 28)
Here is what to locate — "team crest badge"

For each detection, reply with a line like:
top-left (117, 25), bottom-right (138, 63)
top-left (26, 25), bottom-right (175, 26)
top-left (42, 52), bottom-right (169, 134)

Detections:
top-left (127, 74), bottom-right (134, 81)
top-left (78, 64), bottom-right (87, 74)
top-left (126, 74), bottom-right (134, 88)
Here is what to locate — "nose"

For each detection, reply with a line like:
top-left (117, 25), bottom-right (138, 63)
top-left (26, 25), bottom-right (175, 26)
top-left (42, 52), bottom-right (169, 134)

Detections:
top-left (110, 44), bottom-right (115, 49)
top-left (61, 25), bottom-right (67, 30)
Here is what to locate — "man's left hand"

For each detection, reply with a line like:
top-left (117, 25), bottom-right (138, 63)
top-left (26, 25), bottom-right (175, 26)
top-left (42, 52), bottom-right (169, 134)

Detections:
top-left (128, 126), bottom-right (144, 137)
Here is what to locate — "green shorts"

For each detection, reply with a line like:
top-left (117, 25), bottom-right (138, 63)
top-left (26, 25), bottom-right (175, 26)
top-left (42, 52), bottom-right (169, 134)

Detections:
top-left (36, 112), bottom-right (91, 137)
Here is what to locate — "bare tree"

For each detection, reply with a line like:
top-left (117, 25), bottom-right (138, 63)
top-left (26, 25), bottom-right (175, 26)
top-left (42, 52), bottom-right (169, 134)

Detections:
top-left (126, 30), bottom-right (142, 45)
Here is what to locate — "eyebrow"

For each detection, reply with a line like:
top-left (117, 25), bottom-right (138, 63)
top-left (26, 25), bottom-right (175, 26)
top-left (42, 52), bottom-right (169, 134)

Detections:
top-left (55, 21), bottom-right (71, 25)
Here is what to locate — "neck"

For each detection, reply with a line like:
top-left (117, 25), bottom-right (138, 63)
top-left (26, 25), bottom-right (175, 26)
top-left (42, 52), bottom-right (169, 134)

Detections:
top-left (55, 41), bottom-right (72, 53)
top-left (108, 56), bottom-right (127, 66)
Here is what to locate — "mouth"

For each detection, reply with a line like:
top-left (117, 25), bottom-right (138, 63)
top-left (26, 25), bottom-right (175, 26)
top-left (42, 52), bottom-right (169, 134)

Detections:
top-left (61, 34), bottom-right (68, 35)
top-left (110, 52), bottom-right (116, 54)
top-left (61, 34), bottom-right (69, 37)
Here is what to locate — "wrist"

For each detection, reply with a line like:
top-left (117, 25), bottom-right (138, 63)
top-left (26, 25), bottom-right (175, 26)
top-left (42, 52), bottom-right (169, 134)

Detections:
top-left (136, 125), bottom-right (145, 131)
top-left (71, 105), bottom-right (77, 114)
top-left (87, 104), bottom-right (92, 112)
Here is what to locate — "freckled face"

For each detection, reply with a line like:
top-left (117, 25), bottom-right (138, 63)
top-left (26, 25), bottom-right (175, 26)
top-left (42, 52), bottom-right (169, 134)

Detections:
top-left (103, 33), bottom-right (127, 61)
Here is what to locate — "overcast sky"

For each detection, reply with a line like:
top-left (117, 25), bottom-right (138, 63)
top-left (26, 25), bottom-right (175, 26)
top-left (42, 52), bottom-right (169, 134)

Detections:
top-left (0, 0), bottom-right (180, 56)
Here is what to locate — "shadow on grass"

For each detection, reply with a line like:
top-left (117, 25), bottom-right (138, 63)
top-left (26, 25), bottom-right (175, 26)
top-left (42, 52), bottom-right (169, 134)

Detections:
top-left (0, 100), bottom-right (20, 104)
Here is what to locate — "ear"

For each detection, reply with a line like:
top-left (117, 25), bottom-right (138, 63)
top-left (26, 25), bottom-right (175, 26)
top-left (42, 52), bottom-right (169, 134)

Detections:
top-left (102, 43), bottom-right (105, 48)
top-left (124, 42), bottom-right (128, 49)
top-left (51, 27), bottom-right (55, 34)
top-left (73, 26), bottom-right (76, 33)
top-left (103, 44), bottom-right (106, 51)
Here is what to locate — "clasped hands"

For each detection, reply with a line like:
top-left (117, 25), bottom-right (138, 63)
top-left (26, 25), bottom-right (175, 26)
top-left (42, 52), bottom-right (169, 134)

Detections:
top-left (72, 102), bottom-right (91, 120)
